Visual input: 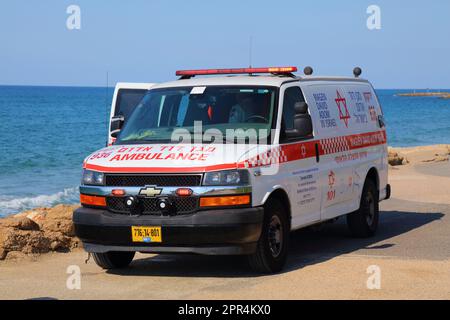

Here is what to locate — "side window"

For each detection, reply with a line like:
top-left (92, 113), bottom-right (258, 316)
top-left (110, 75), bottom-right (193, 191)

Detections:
top-left (115, 89), bottom-right (148, 119)
top-left (282, 86), bottom-right (305, 130)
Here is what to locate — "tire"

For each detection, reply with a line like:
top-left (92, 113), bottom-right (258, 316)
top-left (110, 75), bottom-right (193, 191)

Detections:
top-left (347, 179), bottom-right (379, 237)
top-left (92, 251), bottom-right (135, 269)
top-left (247, 198), bottom-right (290, 273)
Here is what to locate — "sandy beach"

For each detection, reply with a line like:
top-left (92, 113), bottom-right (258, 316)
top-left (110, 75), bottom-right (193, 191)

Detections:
top-left (1, 144), bottom-right (449, 299)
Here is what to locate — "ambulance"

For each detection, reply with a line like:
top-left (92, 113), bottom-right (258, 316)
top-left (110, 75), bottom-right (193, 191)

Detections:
top-left (73, 66), bottom-right (390, 273)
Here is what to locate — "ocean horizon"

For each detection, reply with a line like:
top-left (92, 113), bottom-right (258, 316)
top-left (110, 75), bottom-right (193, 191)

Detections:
top-left (1, 85), bottom-right (449, 216)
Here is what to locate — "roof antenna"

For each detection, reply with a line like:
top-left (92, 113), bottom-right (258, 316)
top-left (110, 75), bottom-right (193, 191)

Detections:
top-left (105, 71), bottom-right (109, 146)
top-left (249, 35), bottom-right (253, 68)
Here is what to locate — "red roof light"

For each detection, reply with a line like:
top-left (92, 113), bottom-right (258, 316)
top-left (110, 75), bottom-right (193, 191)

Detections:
top-left (176, 66), bottom-right (297, 77)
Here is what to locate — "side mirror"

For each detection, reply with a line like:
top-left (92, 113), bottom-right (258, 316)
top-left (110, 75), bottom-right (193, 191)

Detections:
top-left (377, 115), bottom-right (386, 128)
top-left (294, 101), bottom-right (308, 114)
top-left (110, 115), bottom-right (125, 138)
top-left (285, 102), bottom-right (313, 139)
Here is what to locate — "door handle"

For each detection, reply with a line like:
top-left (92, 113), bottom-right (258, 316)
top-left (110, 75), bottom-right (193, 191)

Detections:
top-left (315, 143), bottom-right (320, 163)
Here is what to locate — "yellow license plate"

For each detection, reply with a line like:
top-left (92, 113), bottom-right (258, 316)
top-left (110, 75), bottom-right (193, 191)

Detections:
top-left (131, 226), bottom-right (162, 243)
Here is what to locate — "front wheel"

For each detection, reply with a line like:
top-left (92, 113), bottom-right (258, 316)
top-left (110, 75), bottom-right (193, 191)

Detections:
top-left (247, 198), bottom-right (290, 273)
top-left (92, 251), bottom-right (135, 269)
top-left (347, 179), bottom-right (379, 237)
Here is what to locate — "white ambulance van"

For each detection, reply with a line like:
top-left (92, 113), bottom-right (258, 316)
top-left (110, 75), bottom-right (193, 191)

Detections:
top-left (74, 66), bottom-right (390, 273)
top-left (108, 82), bottom-right (155, 145)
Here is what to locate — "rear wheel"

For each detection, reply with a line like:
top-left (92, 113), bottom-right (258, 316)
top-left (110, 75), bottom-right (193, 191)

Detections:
top-left (347, 179), bottom-right (379, 237)
top-left (92, 251), bottom-right (135, 269)
top-left (247, 198), bottom-right (289, 273)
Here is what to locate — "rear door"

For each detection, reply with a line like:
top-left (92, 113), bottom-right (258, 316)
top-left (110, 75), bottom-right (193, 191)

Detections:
top-left (342, 83), bottom-right (388, 202)
top-left (108, 83), bottom-right (155, 145)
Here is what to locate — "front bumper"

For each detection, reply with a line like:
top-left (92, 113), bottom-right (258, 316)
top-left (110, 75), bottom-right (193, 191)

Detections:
top-left (73, 206), bottom-right (264, 255)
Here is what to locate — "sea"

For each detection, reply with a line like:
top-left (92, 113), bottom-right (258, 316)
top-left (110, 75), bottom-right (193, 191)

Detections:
top-left (0, 86), bottom-right (449, 216)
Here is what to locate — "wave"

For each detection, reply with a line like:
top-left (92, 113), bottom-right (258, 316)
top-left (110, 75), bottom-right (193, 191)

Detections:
top-left (0, 187), bottom-right (79, 217)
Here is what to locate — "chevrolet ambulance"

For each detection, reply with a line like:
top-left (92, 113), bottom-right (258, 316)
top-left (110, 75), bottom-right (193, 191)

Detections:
top-left (73, 66), bottom-right (390, 273)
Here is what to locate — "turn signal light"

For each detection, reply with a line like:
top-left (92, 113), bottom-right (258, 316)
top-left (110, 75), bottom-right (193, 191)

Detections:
top-left (199, 195), bottom-right (251, 207)
top-left (80, 194), bottom-right (106, 207)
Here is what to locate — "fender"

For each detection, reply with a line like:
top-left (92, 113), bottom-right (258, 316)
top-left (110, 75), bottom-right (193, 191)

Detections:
top-left (357, 166), bottom-right (381, 201)
top-left (260, 185), bottom-right (291, 207)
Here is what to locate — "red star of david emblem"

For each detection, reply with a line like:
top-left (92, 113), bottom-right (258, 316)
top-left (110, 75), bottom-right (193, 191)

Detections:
top-left (328, 170), bottom-right (335, 187)
top-left (335, 90), bottom-right (351, 128)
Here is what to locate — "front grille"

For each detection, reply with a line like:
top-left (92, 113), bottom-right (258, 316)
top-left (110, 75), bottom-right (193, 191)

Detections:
top-left (104, 174), bottom-right (202, 187)
top-left (106, 196), bottom-right (198, 216)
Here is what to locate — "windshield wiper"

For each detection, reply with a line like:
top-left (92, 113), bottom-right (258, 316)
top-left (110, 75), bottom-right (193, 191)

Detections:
top-left (116, 139), bottom-right (175, 144)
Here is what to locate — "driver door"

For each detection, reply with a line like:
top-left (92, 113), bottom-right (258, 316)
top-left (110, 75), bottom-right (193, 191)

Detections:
top-left (278, 84), bottom-right (322, 227)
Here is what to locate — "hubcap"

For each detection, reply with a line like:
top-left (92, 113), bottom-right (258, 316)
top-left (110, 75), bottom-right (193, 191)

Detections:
top-left (365, 191), bottom-right (375, 225)
top-left (268, 215), bottom-right (283, 258)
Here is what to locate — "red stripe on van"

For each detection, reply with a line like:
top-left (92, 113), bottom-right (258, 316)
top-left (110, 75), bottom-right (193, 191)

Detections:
top-left (319, 130), bottom-right (386, 155)
top-left (83, 162), bottom-right (239, 173)
top-left (244, 130), bottom-right (386, 168)
top-left (84, 130), bottom-right (386, 173)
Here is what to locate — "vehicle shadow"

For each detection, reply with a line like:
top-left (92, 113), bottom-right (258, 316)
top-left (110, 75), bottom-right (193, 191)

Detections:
top-left (106, 207), bottom-right (444, 278)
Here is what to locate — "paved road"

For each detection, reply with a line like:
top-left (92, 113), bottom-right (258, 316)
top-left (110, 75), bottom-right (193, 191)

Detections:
top-left (415, 161), bottom-right (450, 177)
top-left (1, 197), bottom-right (449, 299)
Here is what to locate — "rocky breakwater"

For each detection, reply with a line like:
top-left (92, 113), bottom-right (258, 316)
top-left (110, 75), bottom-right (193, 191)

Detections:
top-left (0, 204), bottom-right (80, 260)
top-left (388, 145), bottom-right (450, 166)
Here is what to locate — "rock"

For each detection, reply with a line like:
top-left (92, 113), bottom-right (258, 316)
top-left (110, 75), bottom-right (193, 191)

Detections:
top-left (41, 204), bottom-right (78, 237)
top-left (5, 251), bottom-right (27, 260)
top-left (50, 241), bottom-right (61, 251)
top-left (71, 238), bottom-right (81, 249)
top-left (25, 208), bottom-right (49, 227)
top-left (42, 219), bottom-right (75, 237)
top-left (1, 228), bottom-right (29, 251)
top-left (389, 144), bottom-right (450, 164)
top-left (436, 155), bottom-right (449, 162)
top-left (0, 226), bottom-right (8, 244)
top-left (0, 248), bottom-right (7, 260)
top-left (0, 204), bottom-right (81, 260)
top-left (21, 232), bottom-right (51, 254)
top-left (0, 216), bottom-right (40, 231)
top-left (388, 151), bottom-right (408, 166)
top-left (46, 232), bottom-right (72, 252)
top-left (422, 155), bottom-right (449, 163)
top-left (2, 229), bottom-right (51, 254)
top-left (47, 204), bottom-right (78, 218)
top-left (0, 216), bottom-right (22, 228)
top-left (17, 217), bottom-right (40, 231)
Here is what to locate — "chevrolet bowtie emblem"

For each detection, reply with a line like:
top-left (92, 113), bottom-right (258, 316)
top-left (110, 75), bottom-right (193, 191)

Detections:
top-left (139, 186), bottom-right (162, 197)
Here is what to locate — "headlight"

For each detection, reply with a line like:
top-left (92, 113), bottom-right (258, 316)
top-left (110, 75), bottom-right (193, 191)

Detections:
top-left (82, 169), bottom-right (105, 185)
top-left (203, 169), bottom-right (249, 186)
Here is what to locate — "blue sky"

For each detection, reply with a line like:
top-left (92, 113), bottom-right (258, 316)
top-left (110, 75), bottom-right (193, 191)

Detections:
top-left (1, 0), bottom-right (449, 88)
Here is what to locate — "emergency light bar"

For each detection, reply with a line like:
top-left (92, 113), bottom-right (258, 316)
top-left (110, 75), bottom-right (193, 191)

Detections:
top-left (176, 66), bottom-right (297, 77)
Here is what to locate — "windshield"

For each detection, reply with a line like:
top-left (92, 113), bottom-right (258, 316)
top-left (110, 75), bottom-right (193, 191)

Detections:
top-left (116, 86), bottom-right (277, 144)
